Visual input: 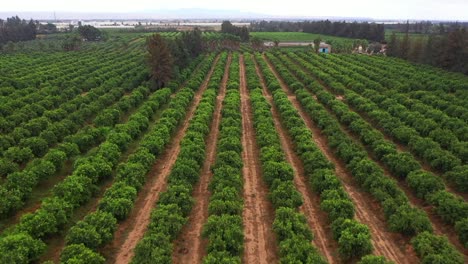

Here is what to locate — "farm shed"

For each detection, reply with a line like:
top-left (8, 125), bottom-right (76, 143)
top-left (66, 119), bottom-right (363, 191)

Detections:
top-left (318, 42), bottom-right (332, 53)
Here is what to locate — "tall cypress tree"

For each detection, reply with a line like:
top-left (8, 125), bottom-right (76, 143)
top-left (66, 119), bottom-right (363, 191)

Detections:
top-left (147, 34), bottom-right (174, 88)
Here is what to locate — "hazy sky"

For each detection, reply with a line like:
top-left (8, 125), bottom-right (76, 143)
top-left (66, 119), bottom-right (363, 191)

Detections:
top-left (2, 0), bottom-right (467, 20)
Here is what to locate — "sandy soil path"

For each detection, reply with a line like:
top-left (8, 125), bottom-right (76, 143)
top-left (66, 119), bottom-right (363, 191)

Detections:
top-left (172, 54), bottom-right (232, 264)
top-left (240, 55), bottom-right (279, 264)
top-left (108, 55), bottom-right (220, 264)
top-left (253, 56), bottom-right (339, 264)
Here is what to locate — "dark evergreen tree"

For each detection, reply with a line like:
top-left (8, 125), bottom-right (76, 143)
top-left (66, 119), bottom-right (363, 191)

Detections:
top-left (77, 25), bottom-right (102, 41)
top-left (147, 34), bottom-right (174, 88)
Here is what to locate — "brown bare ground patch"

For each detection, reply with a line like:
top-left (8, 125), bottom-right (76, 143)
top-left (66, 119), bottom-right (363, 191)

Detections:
top-left (172, 54), bottom-right (232, 264)
top-left (254, 56), bottom-right (339, 264)
top-left (106, 55), bottom-right (221, 264)
top-left (263, 55), bottom-right (417, 264)
top-left (240, 55), bottom-right (279, 264)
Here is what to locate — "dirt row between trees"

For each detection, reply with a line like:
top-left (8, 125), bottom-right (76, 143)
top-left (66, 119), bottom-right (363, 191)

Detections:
top-left (240, 55), bottom-right (279, 264)
top-left (287, 57), bottom-right (468, 258)
top-left (253, 57), bottom-right (339, 264)
top-left (106, 55), bottom-right (221, 264)
top-left (262, 55), bottom-right (416, 264)
top-left (171, 54), bottom-right (232, 264)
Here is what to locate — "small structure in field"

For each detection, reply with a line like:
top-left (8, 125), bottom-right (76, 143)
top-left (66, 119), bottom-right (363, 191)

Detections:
top-left (318, 42), bottom-right (332, 53)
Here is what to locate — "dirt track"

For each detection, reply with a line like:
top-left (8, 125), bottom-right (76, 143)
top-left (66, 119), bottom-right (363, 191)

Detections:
top-left (108, 55), bottom-right (220, 264)
top-left (171, 54), bottom-right (231, 264)
top-left (253, 56), bottom-right (339, 264)
top-left (262, 55), bottom-right (417, 264)
top-left (240, 55), bottom-right (279, 264)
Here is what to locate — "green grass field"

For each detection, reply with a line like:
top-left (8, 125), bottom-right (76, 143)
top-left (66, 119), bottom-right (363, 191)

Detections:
top-left (250, 32), bottom-right (361, 42)
top-left (384, 29), bottom-right (429, 41)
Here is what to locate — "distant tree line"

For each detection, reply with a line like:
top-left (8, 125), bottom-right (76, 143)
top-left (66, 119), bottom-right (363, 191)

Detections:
top-left (221, 21), bottom-right (250, 42)
top-left (385, 21), bottom-right (468, 35)
top-left (0, 16), bottom-right (37, 45)
top-left (387, 24), bottom-right (468, 74)
top-left (250, 20), bottom-right (385, 42)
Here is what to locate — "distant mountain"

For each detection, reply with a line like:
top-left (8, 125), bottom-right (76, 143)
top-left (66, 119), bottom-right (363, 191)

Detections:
top-left (1, 9), bottom-right (459, 22)
top-left (0, 9), bottom-right (270, 21)
top-left (139, 8), bottom-right (270, 19)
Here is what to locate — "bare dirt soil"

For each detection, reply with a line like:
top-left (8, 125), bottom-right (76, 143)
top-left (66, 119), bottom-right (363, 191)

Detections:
top-left (107, 55), bottom-right (221, 264)
top-left (263, 55), bottom-right (417, 264)
top-left (254, 57), bottom-right (339, 264)
top-left (171, 54), bottom-right (232, 264)
top-left (240, 55), bottom-right (279, 264)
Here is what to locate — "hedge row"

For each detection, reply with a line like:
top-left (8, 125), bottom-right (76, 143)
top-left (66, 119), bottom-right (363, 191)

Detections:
top-left (285, 51), bottom-right (468, 249)
top-left (131, 53), bottom-right (225, 263)
top-left (256, 53), bottom-right (375, 261)
top-left (0, 55), bottom-right (213, 264)
top-left (270, 52), bottom-right (464, 262)
top-left (202, 53), bottom-right (244, 263)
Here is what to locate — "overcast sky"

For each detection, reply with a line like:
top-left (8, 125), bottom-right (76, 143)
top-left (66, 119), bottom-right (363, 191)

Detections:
top-left (2, 0), bottom-right (467, 20)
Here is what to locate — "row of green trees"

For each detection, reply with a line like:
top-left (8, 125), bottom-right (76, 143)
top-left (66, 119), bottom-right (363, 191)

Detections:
top-left (319, 53), bottom-right (468, 161)
top-left (256, 54), bottom-right (378, 261)
top-left (0, 43), bottom-right (146, 145)
top-left (277, 51), bottom-right (466, 259)
top-left (0, 82), bottom-right (175, 262)
top-left (409, 90), bottom-right (467, 123)
top-left (0, 43), bottom-right (131, 90)
top-left (132, 54), bottom-right (222, 263)
top-left (363, 54), bottom-right (467, 94)
top-left (0, 46), bottom-right (142, 129)
top-left (12, 53), bottom-right (208, 262)
top-left (202, 53), bottom-right (245, 263)
top-left (59, 86), bottom-right (176, 263)
top-left (0, 73), bottom-right (150, 218)
top-left (333, 54), bottom-right (468, 142)
top-left (0, 65), bottom-right (147, 163)
top-left (295, 52), bottom-right (467, 192)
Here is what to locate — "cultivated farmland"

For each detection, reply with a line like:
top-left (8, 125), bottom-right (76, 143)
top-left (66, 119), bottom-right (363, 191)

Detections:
top-left (0, 32), bottom-right (467, 264)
